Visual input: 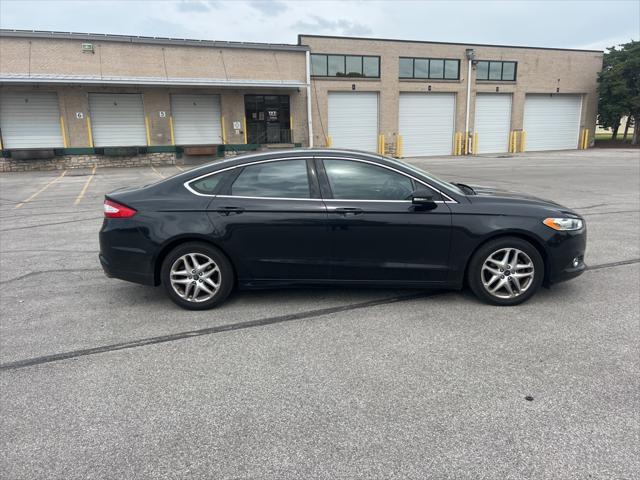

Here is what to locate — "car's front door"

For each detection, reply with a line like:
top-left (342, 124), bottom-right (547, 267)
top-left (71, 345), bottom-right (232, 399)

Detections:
top-left (317, 157), bottom-right (452, 284)
top-left (206, 158), bottom-right (329, 282)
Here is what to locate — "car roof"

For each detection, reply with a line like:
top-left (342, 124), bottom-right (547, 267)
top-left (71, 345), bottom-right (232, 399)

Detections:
top-left (184, 148), bottom-right (386, 176)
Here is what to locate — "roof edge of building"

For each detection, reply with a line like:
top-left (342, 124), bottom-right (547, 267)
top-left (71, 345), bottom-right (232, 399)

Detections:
top-left (0, 29), bottom-right (310, 52)
top-left (297, 33), bottom-right (603, 54)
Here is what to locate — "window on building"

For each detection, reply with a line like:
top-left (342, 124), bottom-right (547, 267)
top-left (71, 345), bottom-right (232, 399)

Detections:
top-left (230, 160), bottom-right (310, 198)
top-left (476, 61), bottom-right (517, 81)
top-left (398, 57), bottom-right (460, 80)
top-left (414, 59), bottom-right (429, 78)
top-left (328, 55), bottom-right (345, 76)
top-left (311, 54), bottom-right (327, 76)
top-left (310, 54), bottom-right (380, 78)
top-left (399, 57), bottom-right (414, 78)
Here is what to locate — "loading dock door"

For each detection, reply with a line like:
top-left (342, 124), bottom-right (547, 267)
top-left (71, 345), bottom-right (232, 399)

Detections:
top-left (171, 94), bottom-right (222, 145)
top-left (328, 92), bottom-right (378, 151)
top-left (88, 93), bottom-right (147, 147)
top-left (399, 93), bottom-right (455, 157)
top-left (523, 94), bottom-right (582, 151)
top-left (474, 93), bottom-right (512, 154)
top-left (0, 92), bottom-right (64, 148)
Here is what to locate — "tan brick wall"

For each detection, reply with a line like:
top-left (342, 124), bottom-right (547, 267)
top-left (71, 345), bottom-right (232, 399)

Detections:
top-left (0, 36), bottom-right (309, 148)
top-left (301, 36), bottom-right (603, 151)
top-left (0, 37), bottom-right (307, 82)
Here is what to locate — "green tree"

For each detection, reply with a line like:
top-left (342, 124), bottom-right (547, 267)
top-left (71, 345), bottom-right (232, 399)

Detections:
top-left (598, 40), bottom-right (640, 144)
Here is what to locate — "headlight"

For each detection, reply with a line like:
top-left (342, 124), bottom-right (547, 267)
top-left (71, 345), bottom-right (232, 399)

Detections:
top-left (543, 217), bottom-right (584, 231)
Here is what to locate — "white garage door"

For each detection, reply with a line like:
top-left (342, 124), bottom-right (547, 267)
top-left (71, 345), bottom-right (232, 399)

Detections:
top-left (171, 94), bottom-right (222, 145)
top-left (474, 94), bottom-right (512, 154)
top-left (0, 92), bottom-right (64, 148)
top-left (523, 94), bottom-right (582, 151)
top-left (328, 92), bottom-right (378, 151)
top-left (89, 93), bottom-right (147, 147)
top-left (399, 93), bottom-right (455, 157)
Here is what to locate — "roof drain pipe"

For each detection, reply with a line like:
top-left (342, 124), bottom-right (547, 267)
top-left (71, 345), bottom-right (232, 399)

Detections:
top-left (305, 50), bottom-right (314, 148)
top-left (464, 48), bottom-right (475, 155)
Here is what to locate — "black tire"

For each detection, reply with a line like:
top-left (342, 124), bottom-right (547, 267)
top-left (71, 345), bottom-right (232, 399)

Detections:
top-left (467, 236), bottom-right (544, 306)
top-left (161, 242), bottom-right (234, 310)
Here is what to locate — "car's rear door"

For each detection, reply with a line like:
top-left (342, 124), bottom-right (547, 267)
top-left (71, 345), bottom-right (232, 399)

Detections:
top-left (316, 156), bottom-right (452, 284)
top-left (204, 157), bottom-right (330, 282)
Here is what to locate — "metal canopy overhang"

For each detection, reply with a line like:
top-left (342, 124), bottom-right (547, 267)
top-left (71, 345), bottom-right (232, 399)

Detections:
top-left (0, 74), bottom-right (307, 89)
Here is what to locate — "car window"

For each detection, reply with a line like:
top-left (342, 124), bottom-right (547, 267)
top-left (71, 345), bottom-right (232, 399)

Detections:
top-left (230, 159), bottom-right (310, 198)
top-left (190, 173), bottom-right (224, 194)
top-left (323, 159), bottom-right (414, 200)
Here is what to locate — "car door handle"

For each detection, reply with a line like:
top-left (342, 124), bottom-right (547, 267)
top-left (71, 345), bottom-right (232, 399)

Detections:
top-left (332, 207), bottom-right (364, 216)
top-left (218, 206), bottom-right (245, 216)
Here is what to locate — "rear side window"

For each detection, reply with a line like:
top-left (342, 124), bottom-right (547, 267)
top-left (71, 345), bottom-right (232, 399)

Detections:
top-left (323, 159), bottom-right (414, 200)
top-left (190, 173), bottom-right (224, 194)
top-left (230, 159), bottom-right (310, 198)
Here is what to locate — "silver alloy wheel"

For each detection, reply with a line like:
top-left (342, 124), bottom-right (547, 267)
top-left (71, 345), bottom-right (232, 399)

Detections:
top-left (169, 253), bottom-right (221, 303)
top-left (481, 248), bottom-right (535, 299)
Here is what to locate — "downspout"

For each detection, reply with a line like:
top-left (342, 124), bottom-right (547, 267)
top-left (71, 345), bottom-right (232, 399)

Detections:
top-left (305, 50), bottom-right (314, 147)
top-left (464, 49), bottom-right (475, 154)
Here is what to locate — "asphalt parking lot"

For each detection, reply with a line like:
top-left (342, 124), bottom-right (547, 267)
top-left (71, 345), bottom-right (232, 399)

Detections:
top-left (1, 148), bottom-right (639, 479)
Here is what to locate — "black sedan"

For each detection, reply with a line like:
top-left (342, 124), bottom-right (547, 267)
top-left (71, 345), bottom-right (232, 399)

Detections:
top-left (99, 149), bottom-right (586, 310)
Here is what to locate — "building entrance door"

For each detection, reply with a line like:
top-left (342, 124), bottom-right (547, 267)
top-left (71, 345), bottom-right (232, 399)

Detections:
top-left (245, 95), bottom-right (291, 144)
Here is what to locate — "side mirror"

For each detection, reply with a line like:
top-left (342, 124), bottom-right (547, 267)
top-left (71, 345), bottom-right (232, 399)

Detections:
top-left (411, 189), bottom-right (437, 210)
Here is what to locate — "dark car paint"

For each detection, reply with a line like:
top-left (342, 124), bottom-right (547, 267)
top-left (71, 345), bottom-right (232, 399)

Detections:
top-left (99, 149), bottom-right (586, 291)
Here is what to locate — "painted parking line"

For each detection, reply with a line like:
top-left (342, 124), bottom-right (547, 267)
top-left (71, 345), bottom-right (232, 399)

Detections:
top-left (150, 165), bottom-right (165, 179)
top-left (175, 164), bottom-right (184, 172)
top-left (73, 165), bottom-right (97, 206)
top-left (14, 170), bottom-right (68, 209)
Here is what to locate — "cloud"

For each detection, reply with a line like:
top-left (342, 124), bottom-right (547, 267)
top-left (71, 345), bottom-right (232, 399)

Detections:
top-left (293, 15), bottom-right (372, 36)
top-left (175, 0), bottom-right (218, 13)
top-left (249, 0), bottom-right (288, 16)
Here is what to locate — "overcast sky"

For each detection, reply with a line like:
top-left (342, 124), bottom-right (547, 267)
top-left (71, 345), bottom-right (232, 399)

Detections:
top-left (1, 0), bottom-right (638, 51)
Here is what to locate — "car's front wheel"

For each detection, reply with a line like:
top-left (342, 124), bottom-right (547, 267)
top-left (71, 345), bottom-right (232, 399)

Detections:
top-left (468, 236), bottom-right (544, 306)
top-left (161, 242), bottom-right (234, 310)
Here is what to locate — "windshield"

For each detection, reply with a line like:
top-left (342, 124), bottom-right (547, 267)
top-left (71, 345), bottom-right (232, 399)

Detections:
top-left (385, 157), bottom-right (465, 195)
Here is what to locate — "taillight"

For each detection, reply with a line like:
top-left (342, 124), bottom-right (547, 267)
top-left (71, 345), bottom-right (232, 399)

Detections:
top-left (104, 199), bottom-right (137, 218)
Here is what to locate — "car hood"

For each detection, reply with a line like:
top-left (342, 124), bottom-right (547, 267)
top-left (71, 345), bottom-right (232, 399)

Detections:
top-left (467, 184), bottom-right (572, 211)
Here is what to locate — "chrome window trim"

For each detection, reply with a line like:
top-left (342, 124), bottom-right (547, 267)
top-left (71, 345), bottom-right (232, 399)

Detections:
top-left (214, 195), bottom-right (448, 204)
top-left (183, 155), bottom-right (458, 203)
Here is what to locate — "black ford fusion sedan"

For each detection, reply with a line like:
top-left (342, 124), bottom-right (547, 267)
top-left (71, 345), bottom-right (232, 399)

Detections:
top-left (99, 149), bottom-right (586, 310)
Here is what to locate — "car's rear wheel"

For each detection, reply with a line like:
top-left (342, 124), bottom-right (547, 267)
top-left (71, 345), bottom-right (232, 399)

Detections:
top-left (468, 236), bottom-right (544, 306)
top-left (161, 242), bottom-right (234, 310)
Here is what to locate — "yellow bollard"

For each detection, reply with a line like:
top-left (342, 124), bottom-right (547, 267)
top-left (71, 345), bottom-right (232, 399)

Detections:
top-left (378, 134), bottom-right (385, 155)
top-left (59, 116), bottom-right (68, 148)
top-left (169, 115), bottom-right (176, 145)
top-left (396, 135), bottom-right (403, 158)
top-left (520, 131), bottom-right (526, 152)
top-left (220, 116), bottom-right (226, 145)
top-left (243, 117), bottom-right (248, 144)
top-left (326, 135), bottom-right (333, 147)
top-left (585, 129), bottom-right (589, 149)
top-left (144, 116), bottom-right (151, 146)
top-left (472, 133), bottom-right (478, 155)
top-left (581, 128), bottom-right (589, 149)
top-left (86, 116), bottom-right (94, 148)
